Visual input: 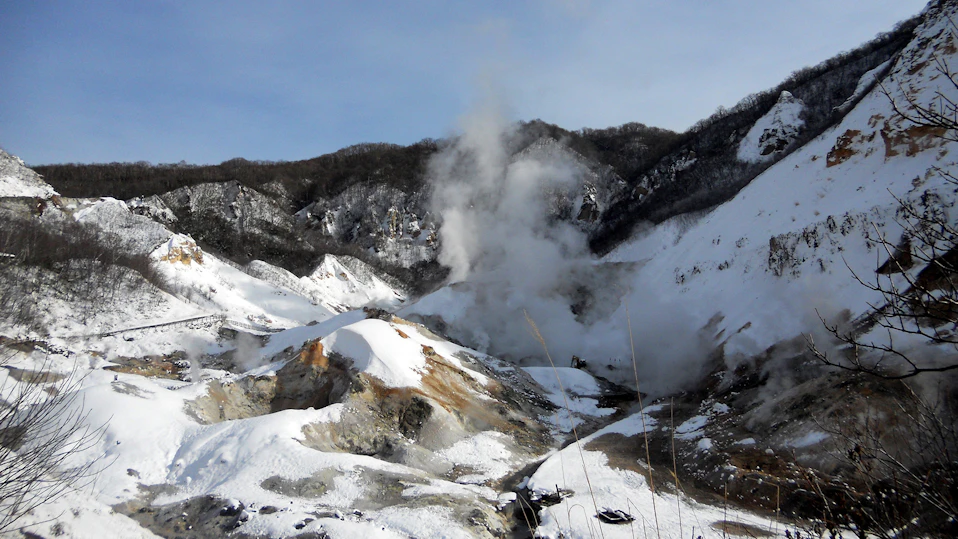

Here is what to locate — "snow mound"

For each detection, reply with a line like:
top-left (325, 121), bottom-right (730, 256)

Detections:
top-left (737, 90), bottom-right (805, 163)
top-left (321, 319), bottom-right (428, 388)
top-left (0, 149), bottom-right (57, 198)
top-left (256, 310), bottom-right (367, 363)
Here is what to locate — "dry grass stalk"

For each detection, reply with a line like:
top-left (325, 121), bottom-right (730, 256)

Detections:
top-left (671, 398), bottom-right (683, 538)
top-left (626, 305), bottom-right (661, 539)
top-left (723, 482), bottom-right (729, 539)
top-left (515, 493), bottom-right (539, 535)
top-left (524, 311), bottom-right (604, 539)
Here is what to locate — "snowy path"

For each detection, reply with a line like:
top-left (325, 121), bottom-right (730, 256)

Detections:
top-left (64, 314), bottom-right (284, 340)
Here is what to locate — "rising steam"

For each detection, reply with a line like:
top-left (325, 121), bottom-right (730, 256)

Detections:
top-left (417, 98), bottom-right (712, 396)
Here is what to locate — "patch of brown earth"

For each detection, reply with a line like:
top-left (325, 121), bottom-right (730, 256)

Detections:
top-left (907, 58), bottom-right (929, 76)
top-left (826, 129), bottom-right (863, 167)
top-left (298, 341), bottom-right (328, 368)
top-left (583, 433), bottom-right (647, 475)
top-left (193, 376), bottom-right (276, 423)
top-left (104, 354), bottom-right (186, 380)
top-left (711, 520), bottom-right (773, 537)
top-left (881, 123), bottom-right (948, 158)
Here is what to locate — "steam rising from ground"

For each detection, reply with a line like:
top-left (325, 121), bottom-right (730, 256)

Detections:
top-left (423, 101), bottom-right (711, 395)
top-left (430, 101), bottom-right (588, 288)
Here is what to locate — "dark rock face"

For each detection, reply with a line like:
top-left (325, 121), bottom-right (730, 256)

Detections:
top-left (270, 344), bottom-right (356, 413)
top-left (397, 395), bottom-right (433, 439)
top-left (576, 183), bottom-right (601, 223)
top-left (122, 495), bottom-right (250, 538)
top-left (158, 181), bottom-right (314, 271)
top-left (296, 182), bottom-right (437, 269)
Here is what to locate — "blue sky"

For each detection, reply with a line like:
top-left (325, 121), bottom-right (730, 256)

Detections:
top-left (0, 0), bottom-right (929, 165)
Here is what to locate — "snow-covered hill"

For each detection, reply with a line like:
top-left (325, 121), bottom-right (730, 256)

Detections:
top-left (610, 0), bottom-right (958, 370)
top-left (0, 171), bottom-right (406, 351)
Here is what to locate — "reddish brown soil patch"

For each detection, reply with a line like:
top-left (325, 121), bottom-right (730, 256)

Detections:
top-left (299, 341), bottom-right (329, 369)
top-left (881, 123), bottom-right (947, 158)
top-left (159, 243), bottom-right (204, 265)
top-left (826, 130), bottom-right (863, 167)
top-left (104, 357), bottom-right (184, 379)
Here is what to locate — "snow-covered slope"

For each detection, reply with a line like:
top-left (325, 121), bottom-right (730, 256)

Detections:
top-left (0, 189), bottom-right (401, 342)
top-left (245, 254), bottom-right (407, 314)
top-left (152, 234), bottom-right (336, 328)
top-left (302, 254), bottom-right (407, 312)
top-left (3, 313), bottom-right (609, 538)
top-left (4, 2), bottom-right (955, 538)
top-left (74, 197), bottom-right (174, 255)
top-left (0, 149), bottom-right (57, 198)
top-left (611, 0), bottom-right (958, 364)
top-left (527, 406), bottom-right (777, 539)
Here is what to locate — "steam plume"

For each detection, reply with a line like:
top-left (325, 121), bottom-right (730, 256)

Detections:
top-left (419, 98), bottom-right (711, 396)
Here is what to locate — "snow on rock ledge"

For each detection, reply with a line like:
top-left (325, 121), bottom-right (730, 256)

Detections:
top-left (74, 197), bottom-right (174, 256)
top-left (150, 234), bottom-right (335, 327)
top-left (243, 254), bottom-right (407, 317)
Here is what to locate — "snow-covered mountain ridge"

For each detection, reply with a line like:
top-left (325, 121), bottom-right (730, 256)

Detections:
top-left (31, 14), bottom-right (916, 291)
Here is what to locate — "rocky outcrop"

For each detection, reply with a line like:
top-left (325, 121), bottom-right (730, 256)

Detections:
top-left (737, 91), bottom-right (806, 162)
top-left (515, 137), bottom-right (627, 229)
top-left (297, 181), bottom-right (437, 268)
top-left (158, 181), bottom-right (311, 268)
top-left (127, 195), bottom-right (178, 227)
top-left (187, 315), bottom-right (560, 473)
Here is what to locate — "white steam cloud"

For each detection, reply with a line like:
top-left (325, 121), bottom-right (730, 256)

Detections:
top-left (418, 98), bottom-right (712, 396)
top-left (430, 100), bottom-right (588, 287)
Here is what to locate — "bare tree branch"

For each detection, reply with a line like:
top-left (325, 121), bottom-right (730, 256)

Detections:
top-left (0, 343), bottom-right (107, 532)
